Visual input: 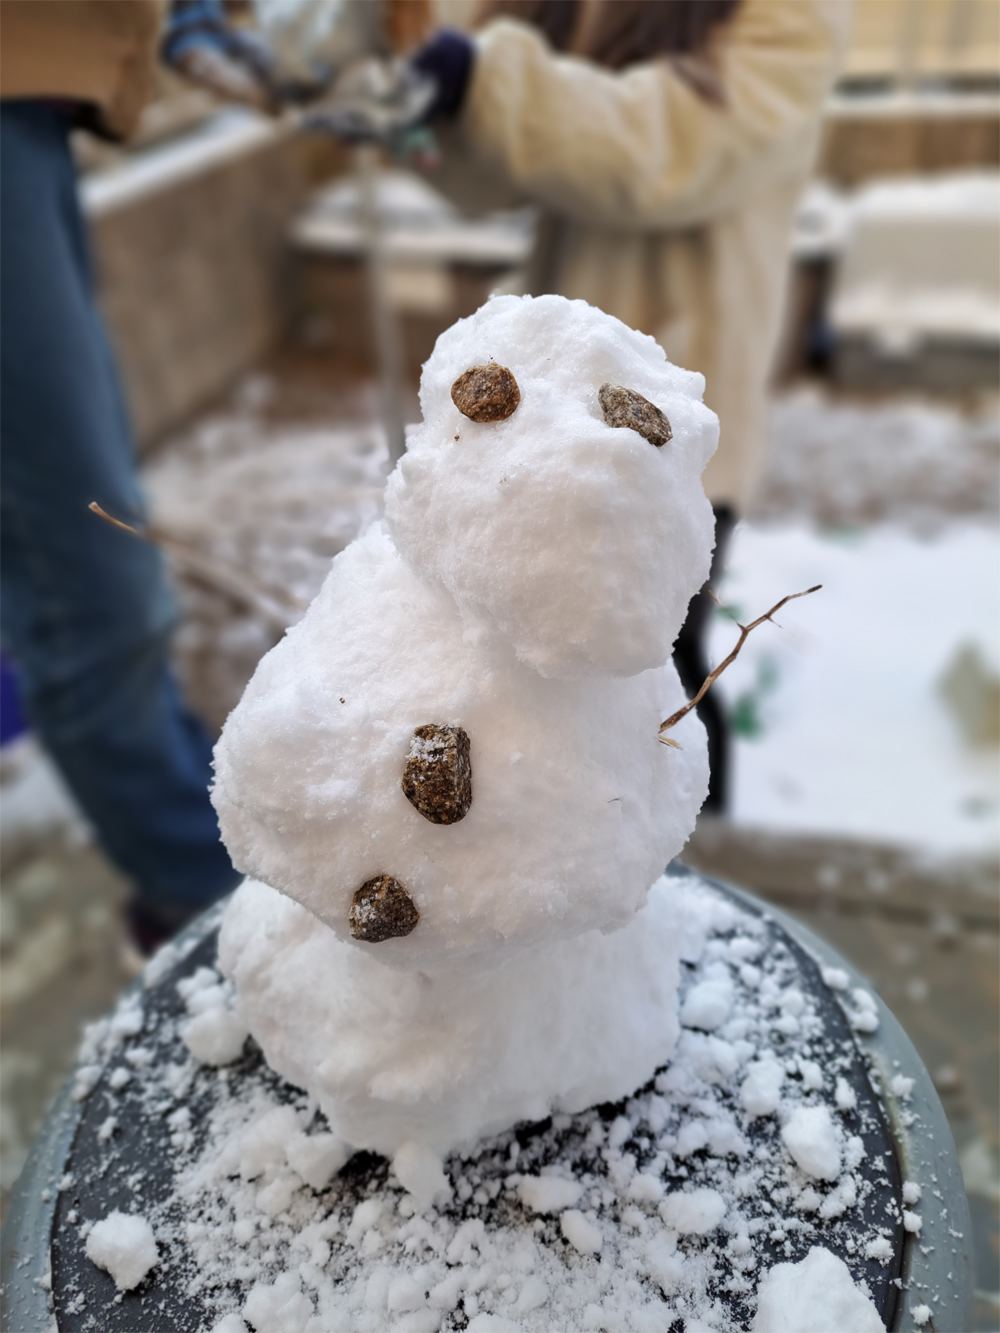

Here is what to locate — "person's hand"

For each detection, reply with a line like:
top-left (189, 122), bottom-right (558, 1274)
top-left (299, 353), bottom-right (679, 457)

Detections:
top-left (303, 30), bottom-right (474, 149)
top-left (161, 0), bottom-right (278, 110)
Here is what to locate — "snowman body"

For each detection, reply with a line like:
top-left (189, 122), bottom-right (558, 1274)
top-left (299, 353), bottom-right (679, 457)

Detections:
top-left (213, 295), bottom-right (718, 1157)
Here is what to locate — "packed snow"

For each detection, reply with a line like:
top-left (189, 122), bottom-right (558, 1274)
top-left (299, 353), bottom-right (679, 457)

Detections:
top-left (384, 294), bottom-right (717, 678)
top-left (750, 1245), bottom-right (882, 1333)
top-left (83, 1210), bottom-right (158, 1291)
top-left (213, 296), bottom-right (712, 974)
top-left (218, 874), bottom-right (686, 1157)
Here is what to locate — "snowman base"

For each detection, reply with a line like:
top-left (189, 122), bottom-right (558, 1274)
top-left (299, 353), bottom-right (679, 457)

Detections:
top-left (217, 873), bottom-right (687, 1161)
top-left (49, 868), bottom-right (905, 1333)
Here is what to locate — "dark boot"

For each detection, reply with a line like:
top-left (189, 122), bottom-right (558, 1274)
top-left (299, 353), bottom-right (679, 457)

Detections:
top-left (673, 506), bottom-right (737, 814)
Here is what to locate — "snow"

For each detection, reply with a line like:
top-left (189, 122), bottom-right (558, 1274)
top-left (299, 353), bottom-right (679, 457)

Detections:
top-left (751, 1246), bottom-right (883, 1333)
top-left (516, 1175), bottom-right (584, 1214)
top-left (209, 295), bottom-right (715, 1000)
top-left (385, 294), bottom-right (717, 679)
top-left (392, 1141), bottom-right (453, 1211)
top-left (757, 389), bottom-right (999, 530)
top-left (177, 966), bottom-right (249, 1067)
top-left (657, 1187), bottom-right (727, 1235)
top-left (559, 1210), bottom-right (603, 1255)
top-left (911, 1303), bottom-right (932, 1326)
top-left (709, 519), bottom-right (1000, 855)
top-left (740, 1058), bottom-right (785, 1118)
top-left (66, 870), bottom-right (910, 1333)
top-left (781, 1107), bottom-right (843, 1182)
top-left (902, 1180), bottom-right (922, 1205)
top-left (84, 1210), bottom-right (157, 1291)
top-left (217, 873), bottom-right (687, 1157)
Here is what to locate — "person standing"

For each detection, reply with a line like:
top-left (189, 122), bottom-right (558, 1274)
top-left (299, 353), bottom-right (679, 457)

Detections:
top-left (408, 0), bottom-right (850, 810)
top-left (0, 1), bottom-right (245, 950)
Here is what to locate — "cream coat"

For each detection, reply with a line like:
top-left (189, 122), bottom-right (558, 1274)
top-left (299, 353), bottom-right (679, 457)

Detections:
top-left (432, 0), bottom-right (850, 506)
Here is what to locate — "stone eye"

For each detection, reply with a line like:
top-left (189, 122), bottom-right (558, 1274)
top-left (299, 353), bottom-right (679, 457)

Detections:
top-left (350, 875), bottom-right (419, 942)
top-left (599, 383), bottom-right (672, 447)
top-left (402, 724), bottom-right (472, 825)
top-left (451, 364), bottom-right (521, 423)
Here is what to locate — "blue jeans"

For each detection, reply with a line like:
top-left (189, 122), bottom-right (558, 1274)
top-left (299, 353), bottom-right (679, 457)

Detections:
top-left (0, 101), bottom-right (241, 918)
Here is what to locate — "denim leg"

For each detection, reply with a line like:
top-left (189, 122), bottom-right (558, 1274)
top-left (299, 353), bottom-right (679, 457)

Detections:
top-left (0, 101), bottom-right (241, 914)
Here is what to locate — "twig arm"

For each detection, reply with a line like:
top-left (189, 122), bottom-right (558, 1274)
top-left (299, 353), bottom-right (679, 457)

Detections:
top-left (659, 584), bottom-right (821, 742)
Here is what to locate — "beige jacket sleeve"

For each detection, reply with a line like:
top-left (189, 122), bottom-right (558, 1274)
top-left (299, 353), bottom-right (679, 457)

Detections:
top-left (459, 0), bottom-right (846, 230)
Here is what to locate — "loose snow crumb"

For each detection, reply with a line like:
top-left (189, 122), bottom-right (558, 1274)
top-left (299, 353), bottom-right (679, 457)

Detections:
top-left (741, 1058), bottom-right (785, 1118)
top-left (285, 1132), bottom-right (349, 1191)
top-left (680, 973), bottom-right (734, 1031)
top-left (890, 1074), bottom-right (915, 1100)
top-left (820, 967), bottom-right (849, 992)
top-left (751, 1245), bottom-right (883, 1332)
top-left (903, 1210), bottom-right (922, 1234)
top-left (834, 1077), bottom-right (857, 1111)
top-left (84, 1211), bottom-right (157, 1291)
top-left (559, 1209), bottom-right (603, 1255)
top-left (847, 989), bottom-right (880, 1034)
top-left (517, 1175), bottom-right (584, 1214)
top-left (392, 1141), bottom-right (453, 1211)
top-left (902, 1180), bottom-right (922, 1205)
top-left (781, 1107), bottom-right (843, 1181)
top-left (864, 1235), bottom-right (894, 1265)
top-left (911, 1303), bottom-right (932, 1326)
top-left (658, 1187), bottom-right (727, 1235)
top-left (210, 1315), bottom-right (248, 1333)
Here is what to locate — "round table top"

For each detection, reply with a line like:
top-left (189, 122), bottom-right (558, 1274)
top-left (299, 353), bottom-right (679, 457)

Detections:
top-left (1, 866), bottom-right (974, 1332)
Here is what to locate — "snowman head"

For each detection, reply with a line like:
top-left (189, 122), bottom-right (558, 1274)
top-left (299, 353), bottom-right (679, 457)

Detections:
top-left (385, 294), bottom-right (718, 679)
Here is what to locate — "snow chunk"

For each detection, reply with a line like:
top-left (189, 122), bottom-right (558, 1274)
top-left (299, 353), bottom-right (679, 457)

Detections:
top-left (211, 1316), bottom-right (249, 1333)
top-left (741, 1059), bottom-right (785, 1118)
top-left (902, 1180), bottom-right (921, 1205)
top-left (834, 1077), bottom-right (857, 1111)
top-left (559, 1209), bottom-right (603, 1255)
top-left (285, 1132), bottom-right (349, 1191)
top-left (181, 1007), bottom-right (248, 1066)
top-left (890, 1073), bottom-right (915, 1100)
top-left (751, 1245), bottom-right (883, 1332)
top-left (903, 1210), bottom-right (922, 1234)
top-left (84, 1211), bottom-right (157, 1291)
top-left (781, 1107), bottom-right (842, 1181)
top-left (864, 1235), bottom-right (894, 1265)
top-left (517, 1175), bottom-right (584, 1214)
top-left (392, 1141), bottom-right (452, 1212)
top-left (514, 1276), bottom-right (550, 1314)
top-left (912, 1304), bottom-right (932, 1326)
top-left (680, 974), bottom-right (733, 1032)
top-left (820, 967), bottom-right (849, 992)
top-left (243, 1271), bottom-right (315, 1332)
top-left (659, 1187), bottom-right (727, 1235)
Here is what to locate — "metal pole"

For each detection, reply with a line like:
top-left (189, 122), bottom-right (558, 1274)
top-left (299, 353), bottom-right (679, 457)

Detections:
top-left (355, 141), bottom-right (407, 466)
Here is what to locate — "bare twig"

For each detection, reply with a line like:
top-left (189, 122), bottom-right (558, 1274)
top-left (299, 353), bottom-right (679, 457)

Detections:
top-left (659, 584), bottom-right (821, 744)
top-left (89, 500), bottom-right (305, 632)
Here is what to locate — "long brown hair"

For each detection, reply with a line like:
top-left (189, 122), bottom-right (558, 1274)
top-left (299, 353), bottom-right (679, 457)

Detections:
top-left (479, 0), bottom-right (741, 77)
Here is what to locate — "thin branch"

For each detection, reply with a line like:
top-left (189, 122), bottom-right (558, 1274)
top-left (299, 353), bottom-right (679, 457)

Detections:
top-left (89, 500), bottom-right (306, 631)
top-left (659, 584), bottom-right (821, 743)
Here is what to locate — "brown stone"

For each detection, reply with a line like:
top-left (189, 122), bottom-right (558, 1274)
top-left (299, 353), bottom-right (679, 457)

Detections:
top-left (451, 364), bottom-right (521, 423)
top-left (598, 383), bottom-right (672, 447)
top-left (349, 875), bottom-right (419, 943)
top-left (402, 724), bottom-right (472, 825)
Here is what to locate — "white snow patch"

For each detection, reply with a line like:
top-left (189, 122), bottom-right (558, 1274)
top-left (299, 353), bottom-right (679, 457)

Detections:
top-left (84, 1211), bottom-right (157, 1291)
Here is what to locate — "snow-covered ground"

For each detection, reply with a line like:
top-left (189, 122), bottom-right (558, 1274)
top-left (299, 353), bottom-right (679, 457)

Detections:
top-left (710, 520), bottom-right (999, 857)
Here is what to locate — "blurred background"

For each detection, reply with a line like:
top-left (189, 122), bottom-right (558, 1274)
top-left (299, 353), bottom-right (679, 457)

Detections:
top-left (1, 1), bottom-right (997, 1323)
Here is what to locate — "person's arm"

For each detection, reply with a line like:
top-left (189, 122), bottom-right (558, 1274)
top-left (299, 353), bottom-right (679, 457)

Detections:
top-left (458, 0), bottom-right (847, 231)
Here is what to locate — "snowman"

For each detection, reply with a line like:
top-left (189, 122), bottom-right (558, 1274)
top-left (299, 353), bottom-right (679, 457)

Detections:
top-left (211, 294), bottom-right (719, 1172)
